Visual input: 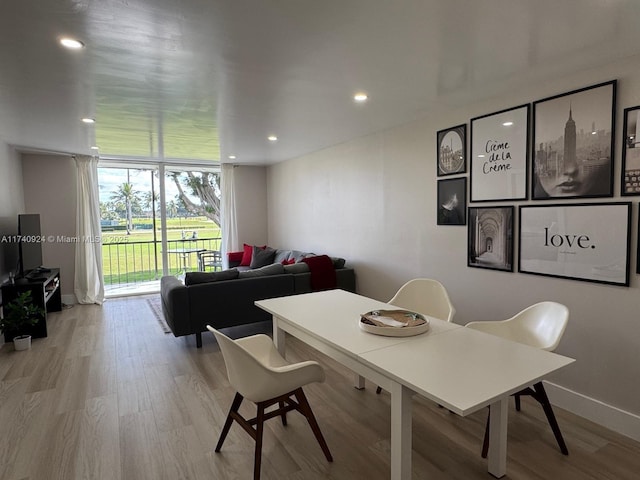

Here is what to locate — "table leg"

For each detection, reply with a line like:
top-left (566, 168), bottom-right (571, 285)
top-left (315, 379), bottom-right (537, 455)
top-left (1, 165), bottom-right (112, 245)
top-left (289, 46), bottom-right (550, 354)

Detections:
top-left (390, 382), bottom-right (412, 480)
top-left (354, 374), bottom-right (366, 390)
top-left (488, 397), bottom-right (508, 478)
top-left (273, 317), bottom-right (286, 357)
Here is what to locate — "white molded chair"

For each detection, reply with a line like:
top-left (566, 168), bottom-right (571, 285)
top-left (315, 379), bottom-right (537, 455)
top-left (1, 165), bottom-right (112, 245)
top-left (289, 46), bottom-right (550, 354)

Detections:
top-left (465, 301), bottom-right (569, 458)
top-left (376, 278), bottom-right (455, 394)
top-left (207, 326), bottom-right (332, 480)
top-left (388, 278), bottom-right (456, 322)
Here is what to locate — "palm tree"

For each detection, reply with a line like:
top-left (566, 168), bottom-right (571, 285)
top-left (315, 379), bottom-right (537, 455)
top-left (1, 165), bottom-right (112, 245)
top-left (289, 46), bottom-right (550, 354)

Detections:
top-left (142, 191), bottom-right (159, 217)
top-left (110, 182), bottom-right (139, 233)
top-left (166, 200), bottom-right (178, 219)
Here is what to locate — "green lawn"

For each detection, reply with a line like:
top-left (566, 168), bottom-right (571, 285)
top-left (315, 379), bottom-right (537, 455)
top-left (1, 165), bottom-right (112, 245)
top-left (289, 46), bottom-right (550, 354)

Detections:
top-left (101, 217), bottom-right (222, 284)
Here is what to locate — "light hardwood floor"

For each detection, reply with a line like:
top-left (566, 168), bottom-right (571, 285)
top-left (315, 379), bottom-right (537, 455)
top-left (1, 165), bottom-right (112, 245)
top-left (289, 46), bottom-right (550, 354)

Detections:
top-left (1, 294), bottom-right (639, 479)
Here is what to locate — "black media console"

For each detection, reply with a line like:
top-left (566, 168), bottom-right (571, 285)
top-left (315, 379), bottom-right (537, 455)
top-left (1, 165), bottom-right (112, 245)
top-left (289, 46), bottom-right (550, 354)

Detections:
top-left (1, 268), bottom-right (61, 342)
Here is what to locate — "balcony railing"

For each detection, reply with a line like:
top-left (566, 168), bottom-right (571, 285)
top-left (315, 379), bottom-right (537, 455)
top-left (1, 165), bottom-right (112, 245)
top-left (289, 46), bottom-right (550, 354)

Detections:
top-left (102, 237), bottom-right (222, 286)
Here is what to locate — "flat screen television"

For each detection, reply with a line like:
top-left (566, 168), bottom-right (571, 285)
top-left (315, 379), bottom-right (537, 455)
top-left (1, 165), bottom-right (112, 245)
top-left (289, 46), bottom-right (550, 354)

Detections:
top-left (18, 214), bottom-right (43, 276)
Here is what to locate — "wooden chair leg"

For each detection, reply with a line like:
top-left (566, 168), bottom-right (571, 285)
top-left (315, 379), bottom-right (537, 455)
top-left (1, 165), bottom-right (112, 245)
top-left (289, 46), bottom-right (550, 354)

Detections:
top-left (294, 388), bottom-right (333, 462)
top-left (533, 382), bottom-right (569, 455)
top-left (481, 409), bottom-right (490, 459)
top-left (216, 392), bottom-right (244, 452)
top-left (278, 400), bottom-right (288, 426)
top-left (254, 403), bottom-right (265, 480)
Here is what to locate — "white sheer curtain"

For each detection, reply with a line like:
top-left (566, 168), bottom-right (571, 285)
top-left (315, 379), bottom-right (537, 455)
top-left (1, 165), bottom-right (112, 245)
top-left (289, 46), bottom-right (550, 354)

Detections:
top-left (221, 163), bottom-right (239, 268)
top-left (74, 155), bottom-right (105, 304)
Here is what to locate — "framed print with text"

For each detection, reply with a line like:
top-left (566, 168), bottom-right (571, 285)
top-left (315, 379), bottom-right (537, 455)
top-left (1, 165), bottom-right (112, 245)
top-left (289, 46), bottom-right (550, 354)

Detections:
top-left (519, 203), bottom-right (630, 286)
top-left (468, 206), bottom-right (514, 272)
top-left (437, 177), bottom-right (466, 225)
top-left (437, 124), bottom-right (466, 176)
top-left (470, 104), bottom-right (529, 202)
top-left (621, 105), bottom-right (640, 195)
top-left (532, 80), bottom-right (616, 200)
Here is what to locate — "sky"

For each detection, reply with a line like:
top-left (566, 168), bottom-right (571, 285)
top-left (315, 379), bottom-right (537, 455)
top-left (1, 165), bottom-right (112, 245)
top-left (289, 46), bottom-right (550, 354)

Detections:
top-left (98, 167), bottom-right (182, 204)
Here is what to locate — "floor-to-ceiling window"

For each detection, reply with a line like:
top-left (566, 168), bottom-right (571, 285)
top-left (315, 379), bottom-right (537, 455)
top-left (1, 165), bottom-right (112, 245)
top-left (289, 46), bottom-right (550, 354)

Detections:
top-left (98, 162), bottom-right (221, 296)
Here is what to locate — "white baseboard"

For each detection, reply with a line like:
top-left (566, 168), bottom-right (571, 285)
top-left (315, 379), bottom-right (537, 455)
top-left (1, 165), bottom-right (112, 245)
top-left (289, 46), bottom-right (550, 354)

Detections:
top-left (545, 381), bottom-right (640, 443)
top-left (61, 294), bottom-right (75, 305)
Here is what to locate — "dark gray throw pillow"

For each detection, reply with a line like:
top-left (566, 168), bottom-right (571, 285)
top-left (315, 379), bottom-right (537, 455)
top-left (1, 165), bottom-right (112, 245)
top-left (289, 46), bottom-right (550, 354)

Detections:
top-left (185, 268), bottom-right (239, 285)
top-left (250, 246), bottom-right (276, 268)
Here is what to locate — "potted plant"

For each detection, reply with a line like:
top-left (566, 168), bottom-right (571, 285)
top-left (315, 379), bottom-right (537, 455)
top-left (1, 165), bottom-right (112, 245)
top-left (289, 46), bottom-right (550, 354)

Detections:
top-left (0, 290), bottom-right (44, 351)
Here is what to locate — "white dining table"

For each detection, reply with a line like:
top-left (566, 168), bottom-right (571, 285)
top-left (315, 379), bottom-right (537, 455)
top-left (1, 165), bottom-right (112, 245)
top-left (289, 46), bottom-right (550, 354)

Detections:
top-left (255, 289), bottom-right (574, 480)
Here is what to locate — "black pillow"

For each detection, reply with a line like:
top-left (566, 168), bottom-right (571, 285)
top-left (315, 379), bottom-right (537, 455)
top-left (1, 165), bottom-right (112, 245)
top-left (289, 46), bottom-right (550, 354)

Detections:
top-left (185, 268), bottom-right (239, 286)
top-left (250, 246), bottom-right (276, 268)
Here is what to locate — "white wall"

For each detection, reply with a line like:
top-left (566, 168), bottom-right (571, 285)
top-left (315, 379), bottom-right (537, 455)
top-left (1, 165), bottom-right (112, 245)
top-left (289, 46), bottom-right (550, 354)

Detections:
top-left (267, 57), bottom-right (640, 438)
top-left (234, 165), bottom-right (268, 247)
top-left (0, 139), bottom-right (25, 285)
top-left (21, 153), bottom-right (77, 300)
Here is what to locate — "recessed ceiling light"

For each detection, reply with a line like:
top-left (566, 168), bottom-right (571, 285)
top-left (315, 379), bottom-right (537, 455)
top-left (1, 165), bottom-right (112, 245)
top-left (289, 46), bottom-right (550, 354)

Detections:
top-left (268, 135), bottom-right (278, 142)
top-left (353, 92), bottom-right (368, 103)
top-left (60, 37), bottom-right (85, 49)
top-left (478, 154), bottom-right (486, 158)
top-left (228, 155), bottom-right (236, 159)
top-left (82, 117), bottom-right (95, 124)
top-left (90, 146), bottom-right (99, 150)
top-left (502, 121), bottom-right (514, 126)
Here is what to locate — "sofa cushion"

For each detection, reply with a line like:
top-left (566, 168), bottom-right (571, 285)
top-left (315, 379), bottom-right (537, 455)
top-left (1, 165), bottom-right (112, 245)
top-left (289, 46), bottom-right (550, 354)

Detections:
top-left (331, 257), bottom-right (346, 269)
top-left (250, 246), bottom-right (276, 268)
top-left (283, 262), bottom-right (310, 274)
top-left (238, 263), bottom-right (285, 278)
top-left (185, 268), bottom-right (239, 285)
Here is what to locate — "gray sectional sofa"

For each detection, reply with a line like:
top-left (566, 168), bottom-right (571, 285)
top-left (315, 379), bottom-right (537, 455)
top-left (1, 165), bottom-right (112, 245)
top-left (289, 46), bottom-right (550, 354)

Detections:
top-left (160, 247), bottom-right (356, 347)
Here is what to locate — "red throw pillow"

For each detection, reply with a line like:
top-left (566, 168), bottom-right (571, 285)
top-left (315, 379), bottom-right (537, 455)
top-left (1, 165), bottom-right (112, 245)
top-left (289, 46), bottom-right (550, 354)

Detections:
top-left (240, 243), bottom-right (266, 266)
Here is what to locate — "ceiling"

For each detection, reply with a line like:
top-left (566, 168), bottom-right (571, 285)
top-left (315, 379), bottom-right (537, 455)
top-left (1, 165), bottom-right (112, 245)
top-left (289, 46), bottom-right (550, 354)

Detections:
top-left (1, 0), bottom-right (640, 165)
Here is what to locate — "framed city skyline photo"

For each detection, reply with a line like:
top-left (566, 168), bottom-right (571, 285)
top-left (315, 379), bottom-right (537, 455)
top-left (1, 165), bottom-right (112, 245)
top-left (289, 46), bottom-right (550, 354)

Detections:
top-left (468, 206), bottom-right (514, 272)
top-left (470, 105), bottom-right (529, 202)
top-left (519, 203), bottom-right (630, 286)
top-left (437, 177), bottom-right (466, 225)
top-left (437, 124), bottom-right (466, 176)
top-left (532, 80), bottom-right (616, 200)
top-left (621, 105), bottom-right (640, 196)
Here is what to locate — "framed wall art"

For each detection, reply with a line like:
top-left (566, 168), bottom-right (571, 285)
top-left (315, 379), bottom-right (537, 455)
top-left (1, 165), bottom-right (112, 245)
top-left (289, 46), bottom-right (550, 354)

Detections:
top-left (519, 203), bottom-right (631, 286)
top-left (437, 124), bottom-right (466, 176)
top-left (468, 206), bottom-right (514, 272)
top-left (621, 105), bottom-right (640, 196)
top-left (470, 104), bottom-right (529, 202)
top-left (437, 177), bottom-right (466, 225)
top-left (532, 80), bottom-right (616, 200)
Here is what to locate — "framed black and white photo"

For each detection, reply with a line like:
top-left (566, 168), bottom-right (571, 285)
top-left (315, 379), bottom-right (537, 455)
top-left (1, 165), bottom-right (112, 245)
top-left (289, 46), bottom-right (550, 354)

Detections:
top-left (437, 124), bottom-right (466, 176)
top-left (470, 105), bottom-right (529, 202)
top-left (519, 203), bottom-right (630, 286)
top-left (468, 206), bottom-right (514, 271)
top-left (532, 80), bottom-right (616, 200)
top-left (437, 177), bottom-right (466, 225)
top-left (621, 105), bottom-right (640, 196)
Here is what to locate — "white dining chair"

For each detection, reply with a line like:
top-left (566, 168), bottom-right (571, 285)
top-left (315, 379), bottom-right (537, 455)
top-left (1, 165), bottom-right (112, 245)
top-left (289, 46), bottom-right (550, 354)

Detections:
top-left (388, 278), bottom-right (456, 322)
top-left (376, 278), bottom-right (455, 394)
top-left (465, 301), bottom-right (570, 458)
top-left (207, 325), bottom-right (333, 480)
